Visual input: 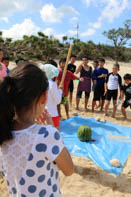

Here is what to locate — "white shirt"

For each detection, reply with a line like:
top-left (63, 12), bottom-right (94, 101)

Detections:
top-left (46, 80), bottom-right (62, 117)
top-left (0, 124), bottom-right (64, 197)
top-left (106, 73), bottom-right (122, 90)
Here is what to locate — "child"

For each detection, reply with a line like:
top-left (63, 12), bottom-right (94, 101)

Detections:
top-left (76, 56), bottom-right (92, 111)
top-left (2, 56), bottom-right (10, 74)
top-left (40, 62), bottom-right (62, 130)
top-left (0, 63), bottom-right (74, 197)
top-left (67, 55), bottom-right (77, 107)
top-left (121, 74), bottom-right (131, 120)
top-left (0, 49), bottom-right (3, 62)
top-left (93, 60), bottom-right (99, 69)
top-left (92, 58), bottom-right (109, 112)
top-left (57, 58), bottom-right (81, 119)
top-left (105, 64), bottom-right (122, 117)
top-left (0, 49), bottom-right (7, 78)
top-left (15, 58), bottom-right (26, 66)
top-left (92, 60), bottom-right (100, 109)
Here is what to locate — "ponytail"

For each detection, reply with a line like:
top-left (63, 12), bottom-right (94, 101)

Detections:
top-left (0, 76), bottom-right (15, 145)
top-left (0, 63), bottom-right (49, 145)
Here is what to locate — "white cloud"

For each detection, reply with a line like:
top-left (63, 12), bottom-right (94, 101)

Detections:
top-left (2, 18), bottom-right (40, 39)
top-left (84, 0), bottom-right (94, 7)
top-left (1, 17), bottom-right (8, 23)
top-left (70, 17), bottom-right (79, 24)
top-left (68, 30), bottom-right (77, 36)
top-left (101, 0), bottom-right (128, 22)
top-left (43, 28), bottom-right (65, 40)
top-left (40, 3), bottom-right (79, 23)
top-left (81, 28), bottom-right (95, 37)
top-left (0, 0), bottom-right (41, 19)
top-left (81, 0), bottom-right (129, 37)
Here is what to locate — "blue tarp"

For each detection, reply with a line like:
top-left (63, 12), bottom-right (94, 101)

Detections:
top-left (60, 116), bottom-right (131, 175)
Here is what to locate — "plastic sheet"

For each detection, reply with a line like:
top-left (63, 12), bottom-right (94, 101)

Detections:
top-left (60, 116), bottom-right (131, 175)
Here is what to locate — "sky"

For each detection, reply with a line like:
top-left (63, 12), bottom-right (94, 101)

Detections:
top-left (0, 0), bottom-right (131, 45)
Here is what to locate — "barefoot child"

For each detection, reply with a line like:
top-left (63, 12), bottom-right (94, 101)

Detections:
top-left (92, 60), bottom-right (100, 109)
top-left (92, 58), bottom-right (108, 112)
top-left (67, 55), bottom-right (77, 107)
top-left (0, 63), bottom-right (74, 197)
top-left (40, 62), bottom-right (62, 130)
top-left (105, 64), bottom-right (122, 117)
top-left (121, 74), bottom-right (131, 120)
top-left (57, 58), bottom-right (82, 119)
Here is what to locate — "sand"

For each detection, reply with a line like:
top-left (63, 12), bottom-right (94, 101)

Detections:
top-left (0, 60), bottom-right (131, 197)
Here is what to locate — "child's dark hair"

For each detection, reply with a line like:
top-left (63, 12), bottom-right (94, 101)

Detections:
top-left (123, 74), bottom-right (131, 81)
top-left (46, 59), bottom-right (57, 68)
top-left (59, 58), bottom-right (66, 65)
top-left (82, 55), bottom-right (88, 59)
top-left (0, 63), bottom-right (49, 145)
top-left (15, 58), bottom-right (26, 64)
top-left (99, 58), bottom-right (105, 63)
top-left (94, 60), bottom-right (99, 65)
top-left (71, 54), bottom-right (77, 58)
top-left (2, 56), bottom-right (9, 62)
top-left (114, 63), bottom-right (120, 70)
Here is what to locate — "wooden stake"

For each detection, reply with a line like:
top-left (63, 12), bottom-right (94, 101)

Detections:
top-left (59, 45), bottom-right (73, 87)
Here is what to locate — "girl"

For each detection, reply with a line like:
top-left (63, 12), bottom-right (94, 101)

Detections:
top-left (40, 63), bottom-right (62, 130)
top-left (0, 63), bottom-right (74, 197)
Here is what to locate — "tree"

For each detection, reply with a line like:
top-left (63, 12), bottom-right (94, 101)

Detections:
top-left (103, 20), bottom-right (131, 62)
top-left (62, 36), bottom-right (68, 44)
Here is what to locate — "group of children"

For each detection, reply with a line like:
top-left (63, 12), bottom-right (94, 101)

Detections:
top-left (0, 49), bottom-right (131, 197)
top-left (38, 56), bottom-right (131, 133)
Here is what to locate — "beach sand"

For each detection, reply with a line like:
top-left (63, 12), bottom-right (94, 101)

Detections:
top-left (0, 60), bottom-right (131, 197)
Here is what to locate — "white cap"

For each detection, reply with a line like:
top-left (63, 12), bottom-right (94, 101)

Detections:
top-left (40, 64), bottom-right (59, 79)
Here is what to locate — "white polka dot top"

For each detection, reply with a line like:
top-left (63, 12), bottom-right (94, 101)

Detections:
top-left (0, 124), bottom-right (65, 197)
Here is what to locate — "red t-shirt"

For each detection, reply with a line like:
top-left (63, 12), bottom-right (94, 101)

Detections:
top-left (57, 70), bottom-right (78, 96)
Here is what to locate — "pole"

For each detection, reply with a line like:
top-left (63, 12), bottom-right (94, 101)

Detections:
top-left (59, 45), bottom-right (73, 88)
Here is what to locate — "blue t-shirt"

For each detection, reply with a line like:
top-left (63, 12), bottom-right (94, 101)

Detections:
top-left (92, 67), bottom-right (109, 87)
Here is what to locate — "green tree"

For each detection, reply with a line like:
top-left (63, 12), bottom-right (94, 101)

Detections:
top-left (103, 20), bottom-right (131, 62)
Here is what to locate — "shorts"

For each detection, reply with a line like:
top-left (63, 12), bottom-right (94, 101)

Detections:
top-left (77, 91), bottom-right (90, 99)
top-left (93, 86), bottom-right (105, 101)
top-left (68, 80), bottom-right (74, 93)
top-left (106, 89), bottom-right (118, 101)
top-left (122, 100), bottom-right (131, 109)
top-left (52, 116), bottom-right (60, 128)
top-left (61, 96), bottom-right (68, 105)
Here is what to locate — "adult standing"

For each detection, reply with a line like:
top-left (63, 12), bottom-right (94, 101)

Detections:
top-left (67, 55), bottom-right (77, 107)
top-left (76, 56), bottom-right (92, 111)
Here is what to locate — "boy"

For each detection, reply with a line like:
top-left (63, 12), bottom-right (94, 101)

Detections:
top-left (105, 64), bottom-right (122, 117)
top-left (121, 74), bottom-right (131, 120)
top-left (93, 60), bottom-right (99, 69)
top-left (57, 58), bottom-right (82, 119)
top-left (92, 58), bottom-right (109, 112)
top-left (67, 55), bottom-right (77, 107)
top-left (92, 60), bottom-right (100, 109)
top-left (2, 56), bottom-right (10, 74)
